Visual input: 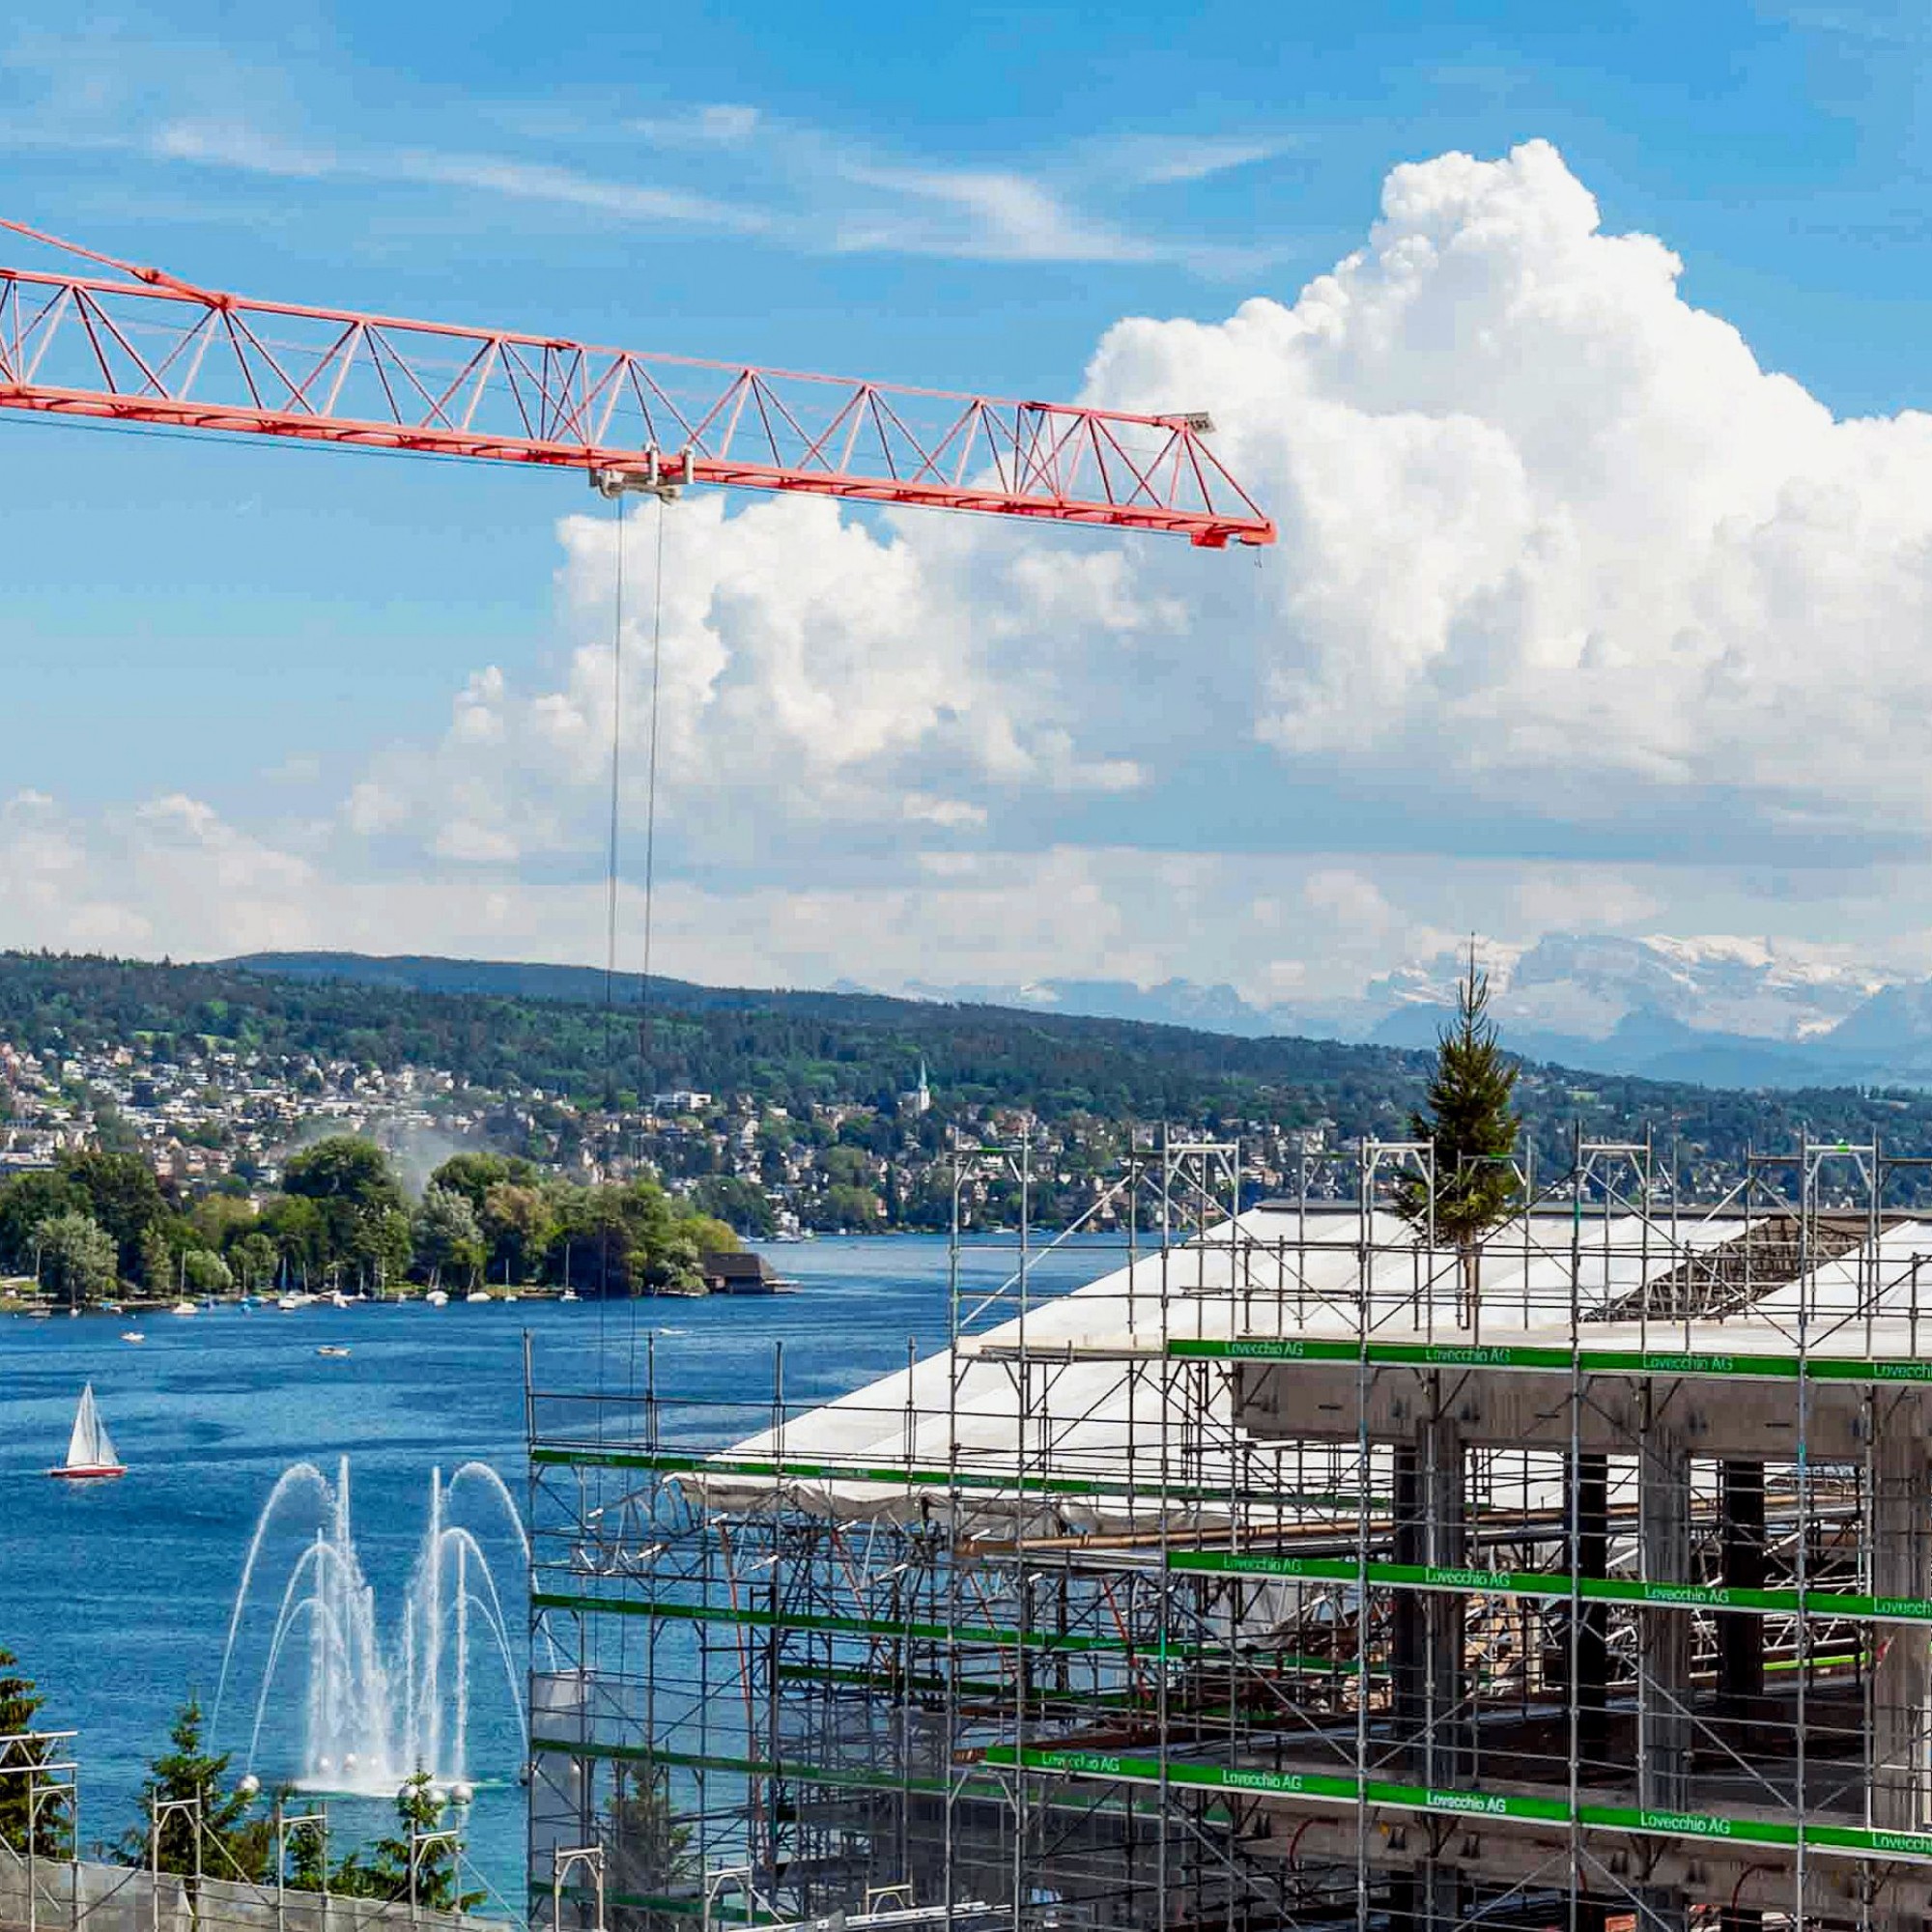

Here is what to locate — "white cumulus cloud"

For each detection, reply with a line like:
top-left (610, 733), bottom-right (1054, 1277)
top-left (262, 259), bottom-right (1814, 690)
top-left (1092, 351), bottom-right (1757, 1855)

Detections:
top-left (26, 138), bottom-right (1932, 1013)
top-left (301, 138), bottom-right (1932, 998)
top-left (1082, 138), bottom-right (1932, 830)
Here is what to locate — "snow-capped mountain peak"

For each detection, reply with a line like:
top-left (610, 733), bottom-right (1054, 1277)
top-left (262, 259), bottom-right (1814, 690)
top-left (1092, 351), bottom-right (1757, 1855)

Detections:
top-left (909, 933), bottom-right (1932, 1089)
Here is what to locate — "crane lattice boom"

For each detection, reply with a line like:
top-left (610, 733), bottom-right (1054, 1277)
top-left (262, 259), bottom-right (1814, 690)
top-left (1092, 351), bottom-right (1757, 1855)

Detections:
top-left (0, 217), bottom-right (1274, 548)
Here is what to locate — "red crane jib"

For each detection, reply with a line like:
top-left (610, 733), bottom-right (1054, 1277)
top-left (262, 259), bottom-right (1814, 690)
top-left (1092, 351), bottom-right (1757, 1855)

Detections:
top-left (0, 218), bottom-right (1274, 549)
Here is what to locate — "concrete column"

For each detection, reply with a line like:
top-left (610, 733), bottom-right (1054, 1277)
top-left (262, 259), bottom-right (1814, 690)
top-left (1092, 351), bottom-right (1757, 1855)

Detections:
top-left (1418, 1860), bottom-right (1461, 1932)
top-left (1872, 1396), bottom-right (1930, 1833)
top-left (1575, 1453), bottom-right (1609, 1779)
top-left (1638, 1412), bottom-right (1691, 1812)
top-left (1393, 1441), bottom-right (1424, 1772)
top-left (1386, 1862), bottom-right (1463, 1932)
top-left (1393, 1399), bottom-right (1468, 1786)
top-left (1386, 1867), bottom-right (1417, 1932)
top-left (1418, 1400), bottom-right (1468, 1789)
top-left (1717, 1459), bottom-right (1766, 1764)
top-left (1634, 1886), bottom-right (1690, 1932)
top-left (1713, 1466), bottom-right (1766, 1932)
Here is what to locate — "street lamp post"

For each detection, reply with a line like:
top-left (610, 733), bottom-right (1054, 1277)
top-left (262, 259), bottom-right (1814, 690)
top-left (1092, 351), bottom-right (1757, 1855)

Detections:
top-left (2, 1727), bottom-right (78, 1932)
top-left (405, 1778), bottom-right (470, 1925)
top-left (408, 1828), bottom-right (464, 1923)
top-left (274, 1797), bottom-right (328, 1932)
top-left (149, 1793), bottom-right (201, 1932)
top-left (551, 1844), bottom-right (606, 1932)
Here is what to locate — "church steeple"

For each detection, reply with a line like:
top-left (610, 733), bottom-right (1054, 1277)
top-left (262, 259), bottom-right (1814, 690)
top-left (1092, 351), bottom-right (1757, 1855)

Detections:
top-left (902, 1059), bottom-right (931, 1117)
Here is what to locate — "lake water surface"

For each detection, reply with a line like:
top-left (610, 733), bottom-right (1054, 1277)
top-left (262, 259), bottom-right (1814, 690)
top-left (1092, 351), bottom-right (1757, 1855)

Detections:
top-left (0, 1235), bottom-right (1108, 1916)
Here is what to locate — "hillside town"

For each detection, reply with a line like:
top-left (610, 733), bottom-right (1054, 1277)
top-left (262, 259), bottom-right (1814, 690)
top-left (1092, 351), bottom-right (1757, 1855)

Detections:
top-left (0, 1026), bottom-right (1342, 1248)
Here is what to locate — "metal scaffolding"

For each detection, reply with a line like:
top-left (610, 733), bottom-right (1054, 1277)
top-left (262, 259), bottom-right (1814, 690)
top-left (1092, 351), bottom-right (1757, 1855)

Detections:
top-left (527, 1132), bottom-right (1932, 1932)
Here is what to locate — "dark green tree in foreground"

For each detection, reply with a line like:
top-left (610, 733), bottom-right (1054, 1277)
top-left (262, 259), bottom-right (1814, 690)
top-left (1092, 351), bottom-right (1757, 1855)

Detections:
top-left (279, 1807), bottom-right (329, 1894)
top-left (120, 1697), bottom-right (269, 1881)
top-left (1402, 945), bottom-right (1521, 1315)
top-left (0, 1646), bottom-right (71, 1857)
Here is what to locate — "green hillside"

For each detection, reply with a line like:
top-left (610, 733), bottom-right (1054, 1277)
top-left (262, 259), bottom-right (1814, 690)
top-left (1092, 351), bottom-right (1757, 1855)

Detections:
top-left (6, 950), bottom-right (1932, 1189)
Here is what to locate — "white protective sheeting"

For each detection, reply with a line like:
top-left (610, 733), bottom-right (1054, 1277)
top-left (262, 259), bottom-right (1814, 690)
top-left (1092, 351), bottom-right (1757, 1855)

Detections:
top-left (673, 1203), bottom-right (1787, 1537)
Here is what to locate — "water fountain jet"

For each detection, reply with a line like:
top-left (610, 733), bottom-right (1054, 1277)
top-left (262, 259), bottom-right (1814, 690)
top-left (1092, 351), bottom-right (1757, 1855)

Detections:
top-left (219, 1456), bottom-right (527, 1790)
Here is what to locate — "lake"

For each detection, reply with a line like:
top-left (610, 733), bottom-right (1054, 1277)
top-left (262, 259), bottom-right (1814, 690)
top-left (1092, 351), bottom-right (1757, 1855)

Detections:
top-left (0, 1235), bottom-right (1109, 1916)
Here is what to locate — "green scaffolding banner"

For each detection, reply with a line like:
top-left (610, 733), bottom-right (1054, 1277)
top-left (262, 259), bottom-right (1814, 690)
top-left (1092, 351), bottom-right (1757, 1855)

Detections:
top-left (981, 1744), bottom-right (1932, 1864)
top-left (530, 1443), bottom-right (1354, 1511)
top-left (1168, 1335), bottom-right (1932, 1384)
top-left (1167, 1548), bottom-right (1932, 1625)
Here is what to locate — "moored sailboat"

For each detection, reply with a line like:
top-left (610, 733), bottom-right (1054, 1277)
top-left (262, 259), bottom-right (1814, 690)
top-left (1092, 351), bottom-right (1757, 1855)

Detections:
top-left (48, 1382), bottom-right (126, 1480)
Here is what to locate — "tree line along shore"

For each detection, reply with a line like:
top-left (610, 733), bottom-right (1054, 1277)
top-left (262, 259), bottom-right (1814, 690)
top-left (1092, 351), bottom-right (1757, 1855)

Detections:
top-left (0, 1139), bottom-right (740, 1305)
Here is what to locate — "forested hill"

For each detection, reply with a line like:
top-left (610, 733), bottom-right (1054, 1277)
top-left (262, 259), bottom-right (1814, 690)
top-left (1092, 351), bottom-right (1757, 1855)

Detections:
top-left (6, 949), bottom-right (1932, 1173)
top-left (15, 947), bottom-right (1440, 1120)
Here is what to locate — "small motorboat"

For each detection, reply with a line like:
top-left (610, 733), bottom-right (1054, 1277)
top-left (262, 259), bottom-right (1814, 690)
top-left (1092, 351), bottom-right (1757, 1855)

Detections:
top-left (48, 1383), bottom-right (126, 1480)
top-left (121, 1330), bottom-right (145, 1345)
top-left (316, 1345), bottom-right (352, 1359)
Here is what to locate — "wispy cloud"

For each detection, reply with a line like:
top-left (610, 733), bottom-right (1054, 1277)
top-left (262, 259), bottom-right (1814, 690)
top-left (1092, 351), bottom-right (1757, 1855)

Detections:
top-left (1768, 4), bottom-right (1931, 48)
top-left (832, 160), bottom-right (1159, 264)
top-left (390, 150), bottom-right (762, 229)
top-left (151, 120), bottom-right (335, 179)
top-left (0, 34), bottom-right (1289, 274)
top-left (1102, 133), bottom-right (1293, 186)
top-left (152, 118), bottom-right (763, 229)
top-left (627, 101), bottom-right (763, 149)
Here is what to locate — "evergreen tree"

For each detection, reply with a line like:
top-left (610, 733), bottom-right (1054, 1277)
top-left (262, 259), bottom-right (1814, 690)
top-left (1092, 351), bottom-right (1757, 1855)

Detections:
top-left (277, 1798), bottom-right (329, 1894)
top-left (0, 1646), bottom-right (71, 1857)
top-left (1403, 945), bottom-right (1521, 1314)
top-left (330, 1774), bottom-right (480, 1911)
top-left (609, 1763), bottom-right (692, 1931)
top-left (120, 1697), bottom-right (268, 1881)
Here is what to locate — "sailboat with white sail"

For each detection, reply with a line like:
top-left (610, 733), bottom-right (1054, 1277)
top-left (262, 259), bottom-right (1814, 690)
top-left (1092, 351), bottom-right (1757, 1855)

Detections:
top-left (48, 1382), bottom-right (126, 1480)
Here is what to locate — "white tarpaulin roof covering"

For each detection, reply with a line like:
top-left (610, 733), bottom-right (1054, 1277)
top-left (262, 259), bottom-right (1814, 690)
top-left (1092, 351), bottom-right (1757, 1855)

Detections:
top-left (673, 1204), bottom-right (1919, 1537)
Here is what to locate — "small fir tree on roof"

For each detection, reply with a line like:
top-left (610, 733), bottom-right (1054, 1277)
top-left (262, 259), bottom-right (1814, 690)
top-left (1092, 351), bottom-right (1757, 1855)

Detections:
top-left (1403, 942), bottom-right (1522, 1316)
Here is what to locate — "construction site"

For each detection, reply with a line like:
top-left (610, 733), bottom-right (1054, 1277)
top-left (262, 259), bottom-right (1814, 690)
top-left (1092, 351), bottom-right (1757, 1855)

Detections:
top-left (14, 195), bottom-right (1932, 1932)
top-left (526, 1134), bottom-right (1932, 1932)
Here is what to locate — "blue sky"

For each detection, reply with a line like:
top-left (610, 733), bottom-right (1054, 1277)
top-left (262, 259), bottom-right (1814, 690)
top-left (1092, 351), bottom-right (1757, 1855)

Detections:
top-left (7, 1), bottom-right (1932, 1018)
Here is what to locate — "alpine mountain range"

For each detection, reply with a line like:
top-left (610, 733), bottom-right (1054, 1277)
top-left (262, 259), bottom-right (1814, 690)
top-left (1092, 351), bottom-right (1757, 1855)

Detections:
top-left (910, 934), bottom-right (1932, 1092)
